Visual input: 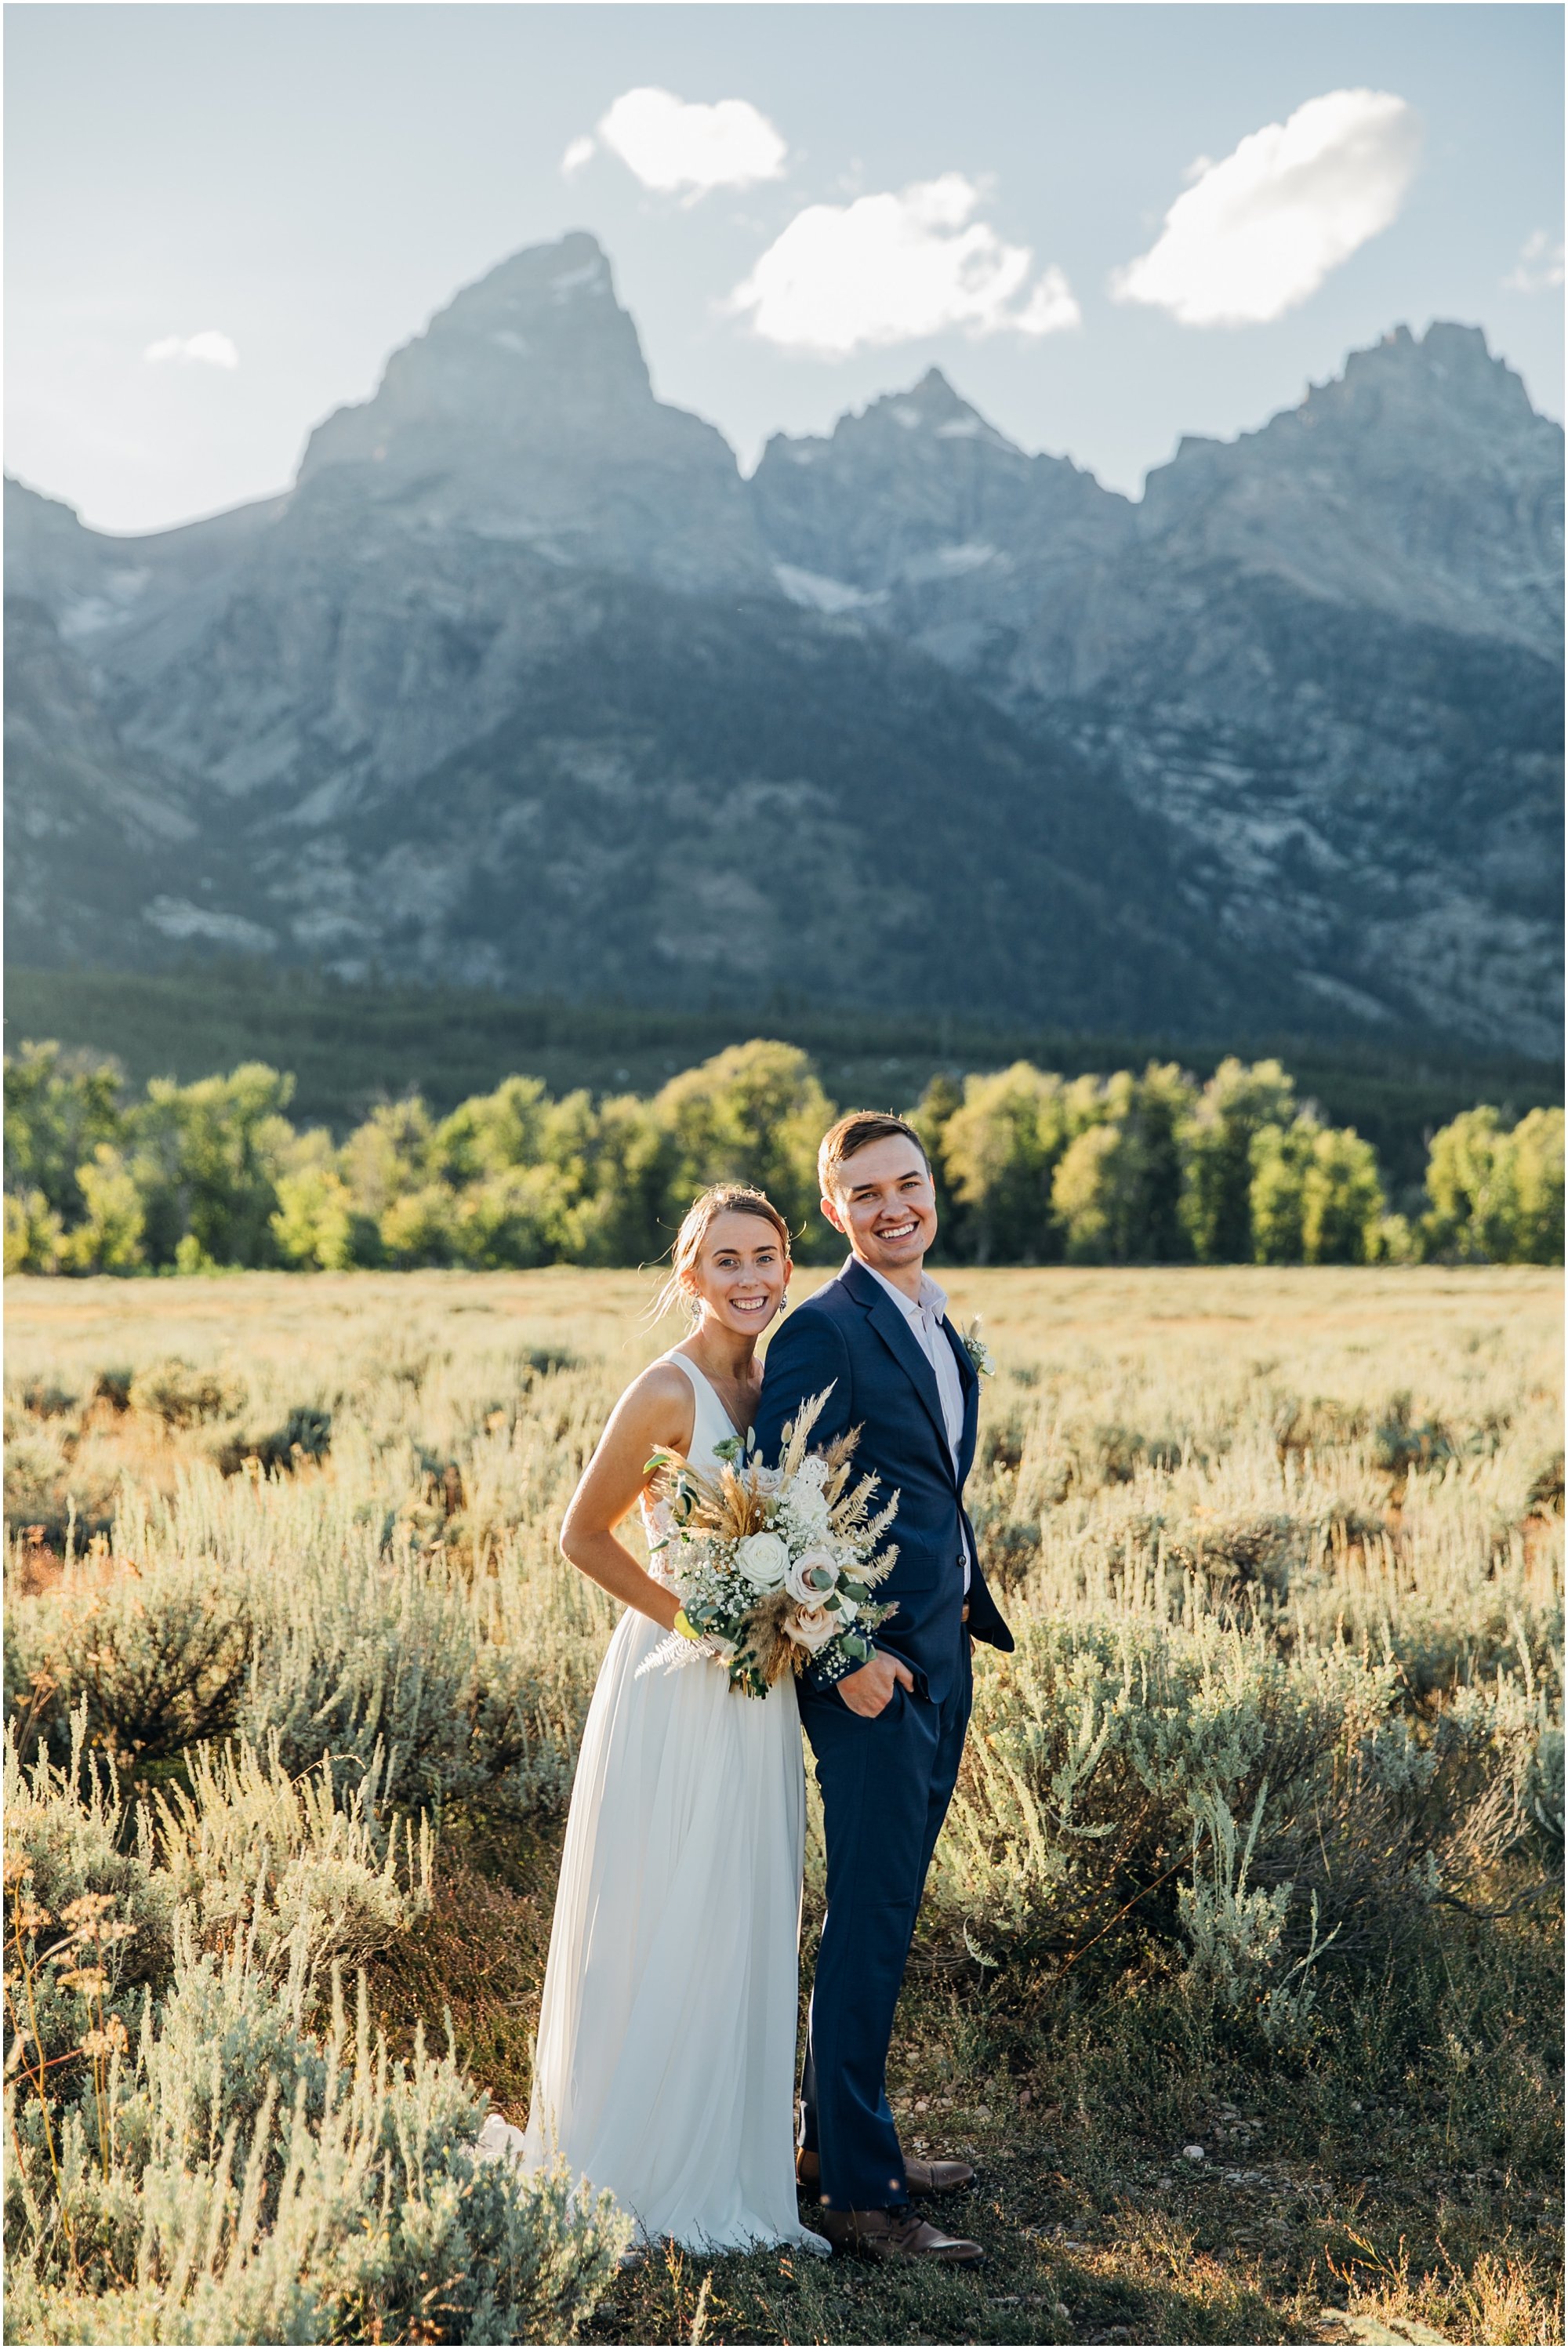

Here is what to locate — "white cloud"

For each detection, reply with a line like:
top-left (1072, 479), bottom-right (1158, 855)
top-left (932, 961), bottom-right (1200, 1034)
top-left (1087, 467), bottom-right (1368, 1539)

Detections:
top-left (728, 175), bottom-right (1080, 357)
top-left (1109, 89), bottom-right (1421, 328)
top-left (566, 87), bottom-right (787, 198)
top-left (1014, 267), bottom-right (1082, 338)
top-left (144, 330), bottom-right (239, 369)
top-left (1504, 229), bottom-right (1565, 293)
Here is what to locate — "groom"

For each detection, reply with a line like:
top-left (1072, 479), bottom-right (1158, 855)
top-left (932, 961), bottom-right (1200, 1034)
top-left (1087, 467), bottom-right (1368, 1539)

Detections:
top-left (753, 1112), bottom-right (1013, 2264)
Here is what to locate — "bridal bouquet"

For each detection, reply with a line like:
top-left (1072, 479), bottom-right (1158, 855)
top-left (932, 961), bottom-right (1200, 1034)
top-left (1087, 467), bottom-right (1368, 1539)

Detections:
top-left (638, 1388), bottom-right (900, 1699)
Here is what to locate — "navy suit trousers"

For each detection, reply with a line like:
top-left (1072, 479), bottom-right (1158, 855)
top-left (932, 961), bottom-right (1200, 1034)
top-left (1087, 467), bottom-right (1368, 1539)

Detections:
top-left (797, 1635), bottom-right (972, 2211)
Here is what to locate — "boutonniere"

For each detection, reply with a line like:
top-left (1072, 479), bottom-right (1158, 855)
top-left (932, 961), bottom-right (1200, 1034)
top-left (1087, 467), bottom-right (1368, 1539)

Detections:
top-left (960, 1319), bottom-right (995, 1378)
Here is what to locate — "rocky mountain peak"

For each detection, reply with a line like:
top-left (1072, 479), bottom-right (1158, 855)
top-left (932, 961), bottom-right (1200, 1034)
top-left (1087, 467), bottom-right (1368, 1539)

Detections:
top-left (1301, 318), bottom-right (1544, 446)
top-left (1151, 321), bottom-right (1554, 493)
top-left (855, 367), bottom-right (1018, 449)
top-left (1138, 320), bottom-right (1563, 654)
top-left (750, 364), bottom-right (1122, 606)
top-left (296, 232), bottom-right (655, 486)
top-left (289, 231), bottom-right (768, 592)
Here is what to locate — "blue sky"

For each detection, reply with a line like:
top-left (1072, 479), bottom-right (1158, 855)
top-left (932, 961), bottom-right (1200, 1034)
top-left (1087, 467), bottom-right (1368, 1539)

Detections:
top-left (5, 3), bottom-right (1562, 535)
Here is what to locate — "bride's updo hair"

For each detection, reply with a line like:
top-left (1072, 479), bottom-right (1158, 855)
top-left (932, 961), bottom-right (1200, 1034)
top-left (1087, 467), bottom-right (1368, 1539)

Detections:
top-left (653, 1185), bottom-right (792, 1324)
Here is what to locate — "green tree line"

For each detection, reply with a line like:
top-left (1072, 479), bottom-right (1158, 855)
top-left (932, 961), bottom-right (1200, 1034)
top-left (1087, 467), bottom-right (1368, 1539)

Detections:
top-left (4, 1038), bottom-right (1562, 1276)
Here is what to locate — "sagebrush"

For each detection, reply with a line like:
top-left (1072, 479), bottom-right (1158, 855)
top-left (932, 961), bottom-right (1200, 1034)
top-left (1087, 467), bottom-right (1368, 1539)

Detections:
top-left (4, 1265), bottom-right (1562, 2344)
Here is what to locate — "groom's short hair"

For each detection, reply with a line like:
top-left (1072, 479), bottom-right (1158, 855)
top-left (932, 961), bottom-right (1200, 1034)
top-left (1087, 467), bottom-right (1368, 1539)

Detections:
top-left (818, 1112), bottom-right (932, 1198)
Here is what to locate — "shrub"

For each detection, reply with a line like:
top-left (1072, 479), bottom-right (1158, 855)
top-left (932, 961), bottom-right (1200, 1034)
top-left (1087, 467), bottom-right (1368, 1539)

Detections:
top-left (239, 1543), bottom-right (577, 1824)
top-left (5, 1932), bottom-right (626, 2347)
top-left (5, 1705), bottom-right (433, 2003)
top-left (147, 1735), bottom-right (433, 1974)
top-left (928, 1610), bottom-right (1554, 1977)
top-left (129, 1358), bottom-right (246, 1429)
top-left (211, 1405), bottom-right (332, 1479)
top-left (1177, 1784), bottom-right (1336, 2044)
top-left (5, 1695), bottom-right (626, 2346)
top-left (93, 1368), bottom-right (134, 1414)
top-left (9, 1497), bottom-right (584, 1826)
top-left (9, 1557), bottom-right (252, 1772)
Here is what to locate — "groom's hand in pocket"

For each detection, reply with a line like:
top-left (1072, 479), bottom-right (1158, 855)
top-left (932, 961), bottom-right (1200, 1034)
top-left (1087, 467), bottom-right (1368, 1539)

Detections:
top-left (839, 1650), bottom-right (915, 1718)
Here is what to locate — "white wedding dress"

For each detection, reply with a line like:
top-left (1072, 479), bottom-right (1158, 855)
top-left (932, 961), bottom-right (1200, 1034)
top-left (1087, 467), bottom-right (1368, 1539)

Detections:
top-left (482, 1349), bottom-right (827, 2256)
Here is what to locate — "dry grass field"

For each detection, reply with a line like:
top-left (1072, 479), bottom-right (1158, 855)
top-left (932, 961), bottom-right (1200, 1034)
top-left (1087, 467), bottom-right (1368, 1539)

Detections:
top-left (4, 1265), bottom-right (1562, 2346)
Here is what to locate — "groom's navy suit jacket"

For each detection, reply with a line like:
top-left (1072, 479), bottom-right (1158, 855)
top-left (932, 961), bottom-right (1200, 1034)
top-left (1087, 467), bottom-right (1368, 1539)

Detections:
top-left (753, 1256), bottom-right (1013, 1705)
top-left (753, 1254), bottom-right (1013, 2209)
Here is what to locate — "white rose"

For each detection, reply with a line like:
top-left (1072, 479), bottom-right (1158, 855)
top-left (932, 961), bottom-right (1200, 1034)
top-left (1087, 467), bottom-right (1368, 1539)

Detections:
top-left (787, 1483), bottom-right (832, 1537)
top-left (785, 1545), bottom-right (839, 1606)
top-left (735, 1531), bottom-right (789, 1589)
top-left (783, 1605), bottom-right (838, 1656)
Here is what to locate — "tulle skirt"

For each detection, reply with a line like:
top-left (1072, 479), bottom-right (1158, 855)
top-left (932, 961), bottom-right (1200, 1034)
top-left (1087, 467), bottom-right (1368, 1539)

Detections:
top-left (506, 1601), bottom-right (826, 2254)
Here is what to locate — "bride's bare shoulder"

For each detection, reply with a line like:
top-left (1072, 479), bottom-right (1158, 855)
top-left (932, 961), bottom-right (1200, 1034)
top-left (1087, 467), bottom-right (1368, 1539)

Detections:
top-left (607, 1356), bottom-right (695, 1447)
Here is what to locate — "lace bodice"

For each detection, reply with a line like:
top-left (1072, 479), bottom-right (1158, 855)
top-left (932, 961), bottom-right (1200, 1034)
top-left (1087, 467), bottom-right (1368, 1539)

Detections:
top-left (640, 1351), bottom-right (743, 1588)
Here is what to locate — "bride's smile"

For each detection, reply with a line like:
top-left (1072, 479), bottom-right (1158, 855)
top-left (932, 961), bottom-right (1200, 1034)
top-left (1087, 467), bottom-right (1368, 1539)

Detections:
top-left (701, 1225), bottom-right (788, 1335)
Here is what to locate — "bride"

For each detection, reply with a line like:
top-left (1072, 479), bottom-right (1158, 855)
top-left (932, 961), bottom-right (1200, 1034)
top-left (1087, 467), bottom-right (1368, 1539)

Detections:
top-left (493, 1183), bottom-right (828, 2256)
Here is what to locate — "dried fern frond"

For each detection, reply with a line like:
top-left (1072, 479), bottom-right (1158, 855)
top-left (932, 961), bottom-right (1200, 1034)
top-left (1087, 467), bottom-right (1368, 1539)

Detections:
top-left (822, 1429), bottom-right (858, 1473)
top-left (779, 1386), bottom-right (836, 1483)
top-left (822, 1430), bottom-right (860, 1505)
top-left (862, 1491), bottom-right (902, 1548)
top-left (831, 1470), bottom-right (884, 1535)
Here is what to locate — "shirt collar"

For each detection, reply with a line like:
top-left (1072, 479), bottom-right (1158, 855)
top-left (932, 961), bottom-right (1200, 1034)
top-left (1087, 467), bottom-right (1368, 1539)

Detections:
top-left (854, 1257), bottom-right (949, 1327)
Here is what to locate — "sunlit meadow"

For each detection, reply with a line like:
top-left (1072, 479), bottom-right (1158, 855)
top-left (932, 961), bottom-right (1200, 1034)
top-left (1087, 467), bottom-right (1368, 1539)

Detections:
top-left (4, 1265), bottom-right (1562, 2345)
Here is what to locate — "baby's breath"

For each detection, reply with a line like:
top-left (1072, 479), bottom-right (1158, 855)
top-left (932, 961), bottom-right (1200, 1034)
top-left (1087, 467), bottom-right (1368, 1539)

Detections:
top-left (639, 1390), bottom-right (900, 1697)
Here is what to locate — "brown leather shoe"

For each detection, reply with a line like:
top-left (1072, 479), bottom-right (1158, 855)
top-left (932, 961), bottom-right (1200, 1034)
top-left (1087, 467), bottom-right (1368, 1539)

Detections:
top-left (906, 2154), bottom-right (976, 2195)
top-left (797, 2148), bottom-right (976, 2195)
top-left (817, 2206), bottom-right (984, 2264)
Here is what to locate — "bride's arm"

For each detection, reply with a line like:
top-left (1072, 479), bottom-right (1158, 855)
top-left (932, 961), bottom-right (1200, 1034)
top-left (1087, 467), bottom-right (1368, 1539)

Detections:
top-left (559, 1364), bottom-right (695, 1631)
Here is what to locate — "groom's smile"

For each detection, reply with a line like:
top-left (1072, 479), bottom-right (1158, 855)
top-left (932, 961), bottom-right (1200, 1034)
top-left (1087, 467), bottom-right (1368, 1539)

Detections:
top-left (819, 1131), bottom-right (941, 1291)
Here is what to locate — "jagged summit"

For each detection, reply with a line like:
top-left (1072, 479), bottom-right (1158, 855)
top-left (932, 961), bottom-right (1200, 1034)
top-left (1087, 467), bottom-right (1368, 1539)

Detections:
top-left (1142, 318), bottom-right (1563, 655)
top-left (764, 366), bottom-right (1022, 468)
top-left (1334, 318), bottom-right (1539, 423)
top-left (289, 230), bottom-right (768, 592)
top-left (851, 367), bottom-right (1018, 449)
top-left (1163, 321), bottom-right (1551, 473)
top-left (751, 361), bottom-right (1119, 606)
top-left (297, 233), bottom-right (652, 485)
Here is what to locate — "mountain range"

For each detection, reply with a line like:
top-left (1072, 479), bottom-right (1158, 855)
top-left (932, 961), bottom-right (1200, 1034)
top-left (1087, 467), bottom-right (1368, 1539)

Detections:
top-left (6, 231), bottom-right (1562, 1054)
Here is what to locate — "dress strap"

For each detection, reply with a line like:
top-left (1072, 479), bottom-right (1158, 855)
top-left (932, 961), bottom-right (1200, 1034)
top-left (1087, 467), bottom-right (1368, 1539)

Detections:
top-left (662, 1349), bottom-right (746, 1458)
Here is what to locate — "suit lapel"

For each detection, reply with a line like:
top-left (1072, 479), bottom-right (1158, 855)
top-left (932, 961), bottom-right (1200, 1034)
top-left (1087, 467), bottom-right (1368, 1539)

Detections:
top-left (946, 1319), bottom-right (979, 1482)
top-left (841, 1259), bottom-right (956, 1478)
